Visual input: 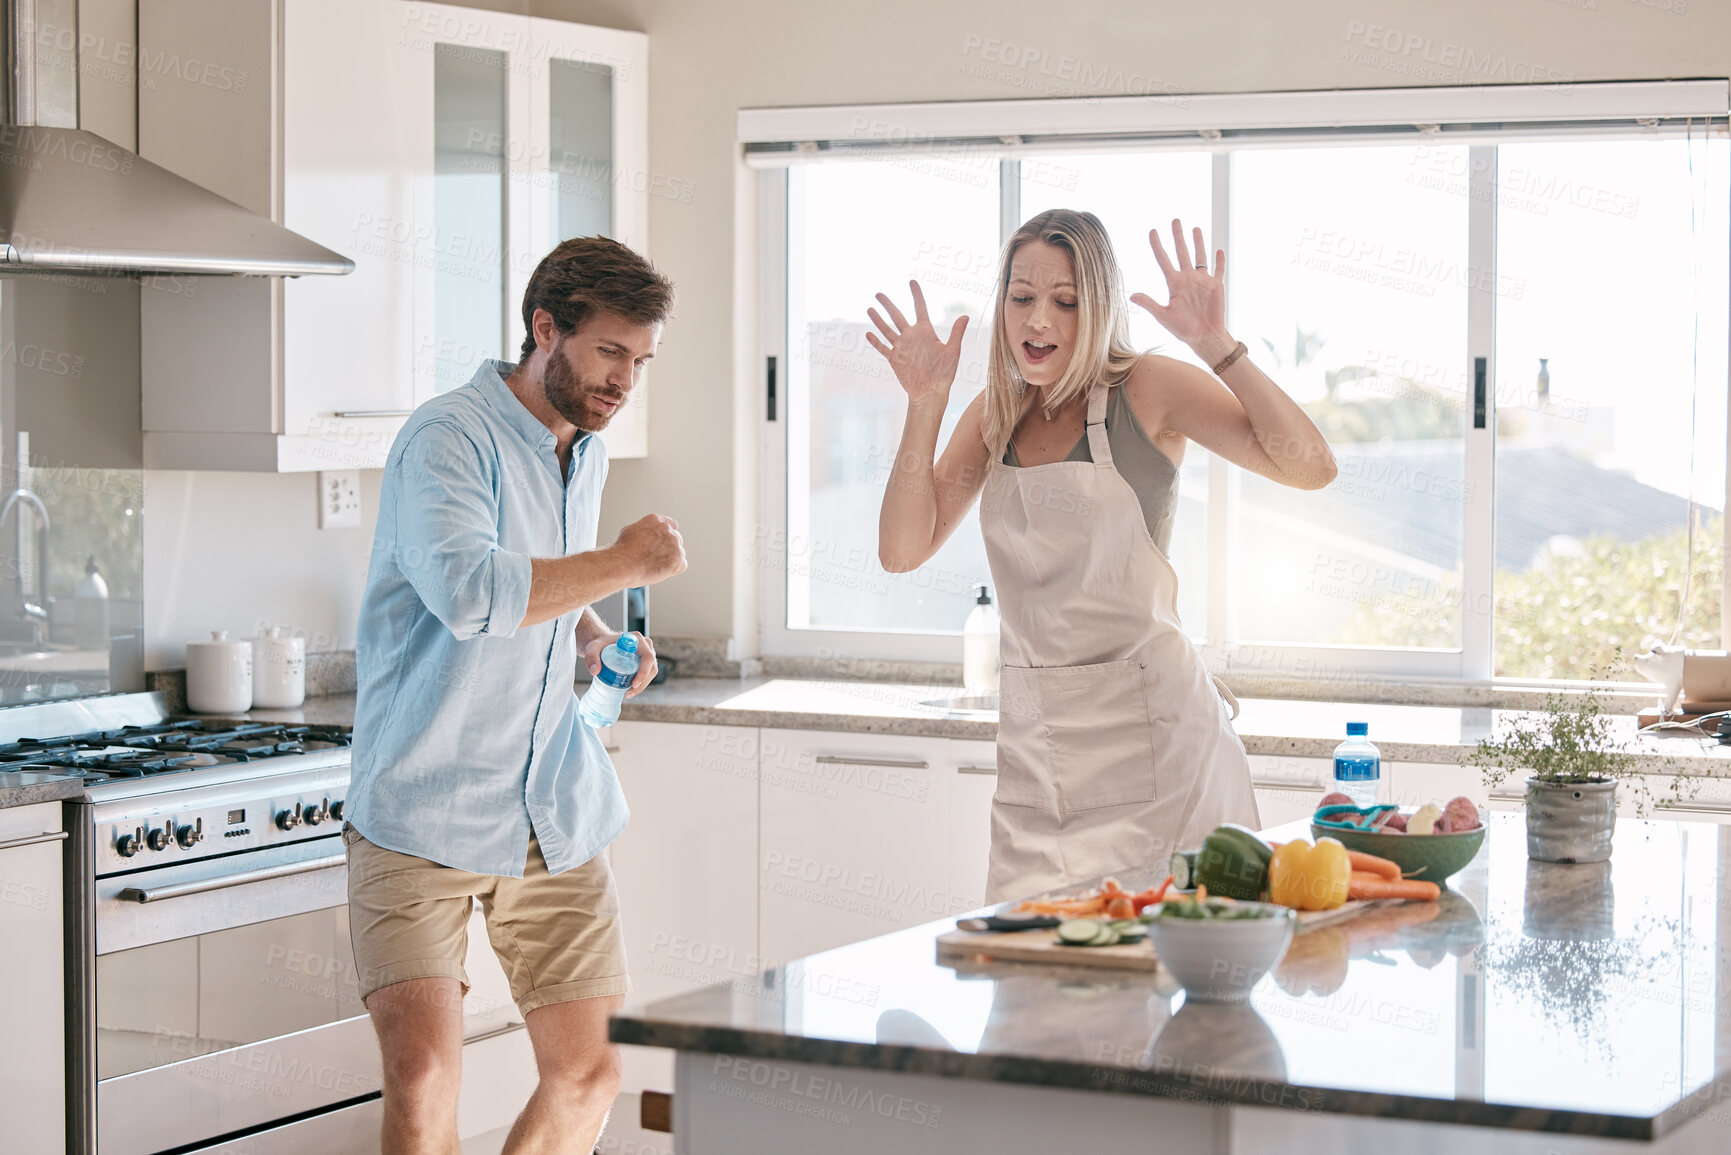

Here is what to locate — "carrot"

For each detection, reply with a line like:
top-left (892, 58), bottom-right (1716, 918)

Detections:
top-left (1131, 875), bottom-right (1176, 914)
top-left (1347, 876), bottom-right (1440, 902)
top-left (1346, 850), bottom-right (1401, 880)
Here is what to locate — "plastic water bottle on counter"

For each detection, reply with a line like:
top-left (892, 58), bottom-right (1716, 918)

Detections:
top-left (1332, 721), bottom-right (1381, 809)
top-left (578, 634), bottom-right (640, 728)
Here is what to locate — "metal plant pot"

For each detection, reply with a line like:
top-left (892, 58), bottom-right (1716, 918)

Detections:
top-left (1525, 777), bottom-right (1617, 864)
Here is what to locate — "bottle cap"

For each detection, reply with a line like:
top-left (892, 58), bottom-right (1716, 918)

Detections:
top-left (615, 633), bottom-right (638, 653)
top-left (1346, 721), bottom-right (1368, 736)
top-left (975, 584), bottom-right (992, 605)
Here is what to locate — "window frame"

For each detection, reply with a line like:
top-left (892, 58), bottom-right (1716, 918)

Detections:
top-left (755, 82), bottom-right (1731, 679)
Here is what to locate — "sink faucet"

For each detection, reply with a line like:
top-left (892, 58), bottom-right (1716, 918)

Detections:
top-left (0, 487), bottom-right (50, 648)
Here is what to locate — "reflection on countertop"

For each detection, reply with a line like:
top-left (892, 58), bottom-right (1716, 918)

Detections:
top-left (611, 812), bottom-right (1731, 1139)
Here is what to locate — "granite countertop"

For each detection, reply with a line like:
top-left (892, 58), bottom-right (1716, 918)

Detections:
top-left (234, 694), bottom-right (359, 729)
top-left (233, 679), bottom-right (1731, 775)
top-left (610, 812), bottom-right (1731, 1139)
top-left (616, 676), bottom-right (1731, 774)
top-left (0, 769), bottom-right (89, 809)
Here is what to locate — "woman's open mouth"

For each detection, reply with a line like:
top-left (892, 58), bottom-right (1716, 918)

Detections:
top-left (1022, 340), bottom-right (1057, 366)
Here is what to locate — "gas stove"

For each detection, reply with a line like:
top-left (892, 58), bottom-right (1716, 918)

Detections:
top-left (0, 719), bottom-right (351, 782)
top-left (27, 693), bottom-right (364, 1155)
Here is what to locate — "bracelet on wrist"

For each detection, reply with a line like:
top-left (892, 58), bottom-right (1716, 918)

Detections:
top-left (1211, 340), bottom-right (1249, 376)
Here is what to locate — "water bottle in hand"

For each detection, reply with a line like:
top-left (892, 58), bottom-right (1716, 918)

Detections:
top-left (1332, 721), bottom-right (1381, 809)
top-left (578, 634), bottom-right (640, 728)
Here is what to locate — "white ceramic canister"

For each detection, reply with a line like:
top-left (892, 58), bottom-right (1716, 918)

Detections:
top-left (185, 630), bottom-right (253, 713)
top-left (251, 625), bottom-right (307, 709)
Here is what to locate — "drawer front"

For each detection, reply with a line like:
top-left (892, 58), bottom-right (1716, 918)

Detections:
top-left (759, 730), bottom-right (952, 963)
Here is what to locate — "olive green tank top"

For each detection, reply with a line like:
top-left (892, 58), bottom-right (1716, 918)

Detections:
top-left (1002, 385), bottom-right (1180, 555)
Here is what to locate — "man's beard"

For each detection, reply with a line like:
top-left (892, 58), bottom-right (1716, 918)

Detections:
top-left (543, 344), bottom-right (622, 433)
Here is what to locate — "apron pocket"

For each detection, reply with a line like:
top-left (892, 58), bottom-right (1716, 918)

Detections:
top-left (993, 664), bottom-right (1057, 809)
top-left (1004, 657), bottom-right (1160, 812)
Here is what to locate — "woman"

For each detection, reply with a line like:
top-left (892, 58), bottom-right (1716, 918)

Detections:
top-left (870, 210), bottom-right (1336, 903)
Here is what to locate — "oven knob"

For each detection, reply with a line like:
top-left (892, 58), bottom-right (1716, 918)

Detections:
top-left (276, 804), bottom-right (302, 831)
top-left (304, 798), bottom-right (329, 826)
top-left (329, 799), bottom-right (345, 822)
top-left (116, 828), bottom-right (142, 857)
top-left (175, 819), bottom-right (204, 849)
top-left (145, 826), bottom-right (171, 852)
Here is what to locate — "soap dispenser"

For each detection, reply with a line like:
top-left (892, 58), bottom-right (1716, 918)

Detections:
top-left (963, 584), bottom-right (1000, 694)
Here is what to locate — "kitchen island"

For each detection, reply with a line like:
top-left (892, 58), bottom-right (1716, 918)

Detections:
top-left (611, 812), bottom-right (1731, 1153)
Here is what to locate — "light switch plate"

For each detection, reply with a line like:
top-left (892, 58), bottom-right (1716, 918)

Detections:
top-left (318, 470), bottom-right (362, 529)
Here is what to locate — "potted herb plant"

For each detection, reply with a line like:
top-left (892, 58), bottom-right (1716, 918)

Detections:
top-left (1464, 677), bottom-right (1693, 864)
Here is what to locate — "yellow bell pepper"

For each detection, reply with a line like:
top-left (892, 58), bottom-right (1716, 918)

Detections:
top-left (1268, 837), bottom-right (1351, 911)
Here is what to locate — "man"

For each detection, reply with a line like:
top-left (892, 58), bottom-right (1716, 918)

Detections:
top-left (343, 236), bottom-right (685, 1154)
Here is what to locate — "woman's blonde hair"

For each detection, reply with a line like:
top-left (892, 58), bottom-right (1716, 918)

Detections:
top-left (981, 209), bottom-right (1142, 457)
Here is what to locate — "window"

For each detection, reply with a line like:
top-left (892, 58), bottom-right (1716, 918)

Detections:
top-left (1229, 145), bottom-right (1471, 654)
top-left (1491, 140), bottom-right (1728, 678)
top-left (779, 157), bottom-right (999, 642)
top-left (757, 84), bottom-right (1730, 682)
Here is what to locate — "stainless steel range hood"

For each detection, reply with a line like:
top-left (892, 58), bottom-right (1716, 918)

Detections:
top-left (0, 0), bottom-right (352, 277)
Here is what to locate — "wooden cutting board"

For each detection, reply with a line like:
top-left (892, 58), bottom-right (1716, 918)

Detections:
top-left (934, 900), bottom-right (1396, 971)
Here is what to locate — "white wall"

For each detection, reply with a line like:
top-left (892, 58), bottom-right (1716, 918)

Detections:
top-left (142, 471), bottom-right (381, 670)
top-left (143, 0), bottom-right (1731, 665)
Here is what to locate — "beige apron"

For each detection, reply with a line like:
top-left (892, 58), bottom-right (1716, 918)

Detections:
top-left (981, 382), bottom-right (1260, 904)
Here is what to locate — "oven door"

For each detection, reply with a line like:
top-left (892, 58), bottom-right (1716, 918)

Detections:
top-left (94, 835), bottom-right (375, 1155)
top-left (92, 834), bottom-right (525, 1155)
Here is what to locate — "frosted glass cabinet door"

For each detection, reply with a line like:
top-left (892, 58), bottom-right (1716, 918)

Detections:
top-left (526, 14), bottom-right (652, 459)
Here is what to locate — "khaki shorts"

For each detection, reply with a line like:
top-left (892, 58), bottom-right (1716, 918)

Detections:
top-left (343, 825), bottom-right (629, 1014)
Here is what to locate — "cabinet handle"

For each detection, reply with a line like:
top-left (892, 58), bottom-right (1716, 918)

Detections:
top-left (332, 409), bottom-right (413, 418)
top-left (1251, 780), bottom-right (1324, 792)
top-left (955, 764), bottom-right (997, 775)
top-left (604, 745), bottom-right (621, 754)
top-left (1657, 799), bottom-right (1731, 815)
top-left (813, 755), bottom-right (929, 770)
top-left (1489, 790), bottom-right (1527, 801)
top-left (0, 829), bottom-right (68, 851)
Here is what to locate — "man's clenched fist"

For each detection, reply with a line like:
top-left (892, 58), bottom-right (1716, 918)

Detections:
top-left (613, 514), bottom-right (686, 585)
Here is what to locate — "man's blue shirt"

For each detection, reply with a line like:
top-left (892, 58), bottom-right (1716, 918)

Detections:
top-left (347, 359), bottom-right (627, 876)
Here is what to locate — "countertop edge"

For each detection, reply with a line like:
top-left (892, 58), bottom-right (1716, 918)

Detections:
top-left (604, 1016), bottom-right (1665, 1138)
top-left (615, 699), bottom-right (1715, 774)
top-left (0, 776), bottom-right (90, 809)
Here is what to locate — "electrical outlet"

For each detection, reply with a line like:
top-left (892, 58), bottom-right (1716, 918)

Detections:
top-left (318, 470), bottom-right (362, 529)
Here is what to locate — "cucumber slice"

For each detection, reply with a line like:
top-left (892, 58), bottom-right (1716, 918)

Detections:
top-left (1089, 925), bottom-right (1119, 946)
top-left (1171, 851), bottom-right (1198, 891)
top-left (1057, 919), bottom-right (1102, 944)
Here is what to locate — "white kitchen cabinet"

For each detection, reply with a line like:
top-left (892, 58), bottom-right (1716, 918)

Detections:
top-left (0, 802), bottom-right (66, 1154)
top-left (607, 721), bottom-right (758, 1092)
top-left (139, 0), bottom-right (650, 470)
top-left (949, 739), bottom-right (997, 913)
top-left (1642, 773), bottom-right (1731, 824)
top-left (758, 729), bottom-right (953, 963)
top-left (1385, 761), bottom-right (1524, 815)
top-left (1248, 754), bottom-right (1332, 828)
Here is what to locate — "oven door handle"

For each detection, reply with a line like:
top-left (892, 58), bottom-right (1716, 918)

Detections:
top-left (116, 853), bottom-right (347, 903)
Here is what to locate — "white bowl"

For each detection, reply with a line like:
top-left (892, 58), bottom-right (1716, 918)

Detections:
top-left (1144, 904), bottom-right (1296, 1002)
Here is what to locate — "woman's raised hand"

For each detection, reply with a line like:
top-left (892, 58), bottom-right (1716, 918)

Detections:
top-left (1132, 218), bottom-right (1229, 349)
top-left (866, 281), bottom-right (970, 404)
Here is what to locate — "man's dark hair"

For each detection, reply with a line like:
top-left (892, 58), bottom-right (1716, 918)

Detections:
top-left (518, 236), bottom-right (675, 362)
